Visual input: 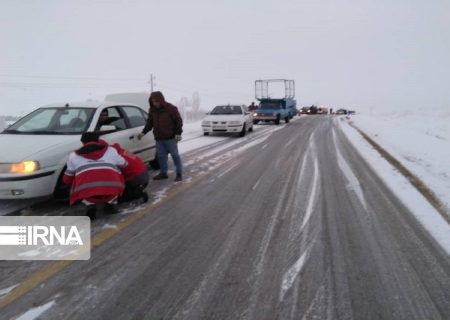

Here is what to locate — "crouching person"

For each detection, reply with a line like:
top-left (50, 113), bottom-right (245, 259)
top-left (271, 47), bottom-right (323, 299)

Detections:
top-left (63, 132), bottom-right (127, 220)
top-left (112, 143), bottom-right (149, 203)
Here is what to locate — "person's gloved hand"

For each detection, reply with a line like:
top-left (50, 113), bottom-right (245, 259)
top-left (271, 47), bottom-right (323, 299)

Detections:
top-left (175, 135), bottom-right (182, 142)
top-left (137, 132), bottom-right (145, 140)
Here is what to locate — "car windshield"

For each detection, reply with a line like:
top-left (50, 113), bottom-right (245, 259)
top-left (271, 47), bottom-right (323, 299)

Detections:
top-left (210, 105), bottom-right (243, 115)
top-left (260, 102), bottom-right (281, 109)
top-left (2, 107), bottom-right (95, 135)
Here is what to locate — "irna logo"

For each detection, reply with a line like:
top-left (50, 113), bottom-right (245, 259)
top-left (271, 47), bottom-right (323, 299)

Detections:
top-left (29, 226), bottom-right (83, 245)
top-left (0, 226), bottom-right (83, 246)
top-left (0, 216), bottom-right (90, 260)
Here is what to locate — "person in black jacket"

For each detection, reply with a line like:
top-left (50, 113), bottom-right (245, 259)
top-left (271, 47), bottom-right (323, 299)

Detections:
top-left (138, 91), bottom-right (183, 181)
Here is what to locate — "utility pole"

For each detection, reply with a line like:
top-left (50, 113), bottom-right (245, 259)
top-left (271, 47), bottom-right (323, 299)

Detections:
top-left (149, 74), bottom-right (155, 92)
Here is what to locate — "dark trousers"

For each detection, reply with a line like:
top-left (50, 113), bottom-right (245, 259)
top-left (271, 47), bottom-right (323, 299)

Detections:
top-left (120, 171), bottom-right (149, 202)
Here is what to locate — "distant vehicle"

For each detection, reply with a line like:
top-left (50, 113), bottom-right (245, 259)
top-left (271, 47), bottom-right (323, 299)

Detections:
top-left (318, 106), bottom-right (328, 115)
top-left (299, 106), bottom-right (310, 114)
top-left (202, 105), bottom-right (253, 137)
top-left (335, 109), bottom-right (347, 115)
top-left (0, 101), bottom-right (156, 199)
top-left (252, 79), bottom-right (297, 125)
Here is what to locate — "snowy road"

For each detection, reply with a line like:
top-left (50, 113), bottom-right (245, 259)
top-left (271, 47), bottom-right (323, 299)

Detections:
top-left (1, 116), bottom-right (450, 319)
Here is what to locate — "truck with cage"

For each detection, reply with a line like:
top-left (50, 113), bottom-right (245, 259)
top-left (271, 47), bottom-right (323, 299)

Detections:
top-left (252, 79), bottom-right (297, 125)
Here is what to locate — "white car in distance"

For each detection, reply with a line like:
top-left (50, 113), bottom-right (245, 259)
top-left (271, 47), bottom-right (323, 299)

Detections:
top-left (0, 101), bottom-right (156, 199)
top-left (202, 105), bottom-right (253, 137)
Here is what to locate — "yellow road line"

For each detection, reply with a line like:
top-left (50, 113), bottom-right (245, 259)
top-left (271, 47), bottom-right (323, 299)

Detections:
top-left (0, 171), bottom-right (210, 309)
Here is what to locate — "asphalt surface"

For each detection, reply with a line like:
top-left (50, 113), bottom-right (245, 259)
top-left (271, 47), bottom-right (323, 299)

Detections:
top-left (1, 116), bottom-right (449, 320)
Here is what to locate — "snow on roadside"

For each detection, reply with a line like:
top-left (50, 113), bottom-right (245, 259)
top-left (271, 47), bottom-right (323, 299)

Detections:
top-left (338, 117), bottom-right (450, 254)
top-left (347, 110), bottom-right (450, 210)
top-left (0, 284), bottom-right (18, 297)
top-left (152, 187), bottom-right (171, 204)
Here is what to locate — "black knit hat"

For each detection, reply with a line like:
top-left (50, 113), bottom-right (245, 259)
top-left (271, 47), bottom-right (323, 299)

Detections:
top-left (80, 131), bottom-right (99, 144)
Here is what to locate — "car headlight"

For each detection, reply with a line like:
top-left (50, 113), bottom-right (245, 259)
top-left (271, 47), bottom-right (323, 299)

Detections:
top-left (0, 161), bottom-right (40, 174)
top-left (202, 121), bottom-right (211, 125)
top-left (229, 121), bottom-right (242, 125)
top-left (253, 112), bottom-right (258, 117)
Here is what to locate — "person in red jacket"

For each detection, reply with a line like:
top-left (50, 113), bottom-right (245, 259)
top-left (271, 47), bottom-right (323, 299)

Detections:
top-left (112, 143), bottom-right (149, 203)
top-left (63, 132), bottom-right (127, 219)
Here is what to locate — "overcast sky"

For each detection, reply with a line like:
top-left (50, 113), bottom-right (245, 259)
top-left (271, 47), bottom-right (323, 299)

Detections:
top-left (1, 0), bottom-right (449, 116)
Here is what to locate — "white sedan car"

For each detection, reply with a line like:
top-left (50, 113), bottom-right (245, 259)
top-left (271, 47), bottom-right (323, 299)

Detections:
top-left (0, 101), bottom-right (156, 199)
top-left (202, 105), bottom-right (253, 137)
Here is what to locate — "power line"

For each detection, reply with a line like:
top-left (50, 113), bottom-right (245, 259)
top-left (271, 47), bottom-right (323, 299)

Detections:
top-left (0, 74), bottom-right (146, 82)
top-left (0, 81), bottom-right (148, 89)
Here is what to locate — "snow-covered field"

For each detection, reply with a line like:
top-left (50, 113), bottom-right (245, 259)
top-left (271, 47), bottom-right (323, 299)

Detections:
top-left (344, 108), bottom-right (450, 211)
top-left (339, 108), bottom-right (450, 253)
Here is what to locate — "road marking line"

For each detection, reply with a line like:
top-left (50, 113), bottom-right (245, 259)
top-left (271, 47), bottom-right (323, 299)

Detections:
top-left (216, 162), bottom-right (239, 178)
top-left (0, 170), bottom-right (213, 309)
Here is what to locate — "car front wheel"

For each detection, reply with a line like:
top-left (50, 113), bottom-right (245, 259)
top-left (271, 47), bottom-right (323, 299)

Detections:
top-left (53, 169), bottom-right (69, 201)
top-left (239, 124), bottom-right (246, 137)
top-left (275, 115), bottom-right (280, 125)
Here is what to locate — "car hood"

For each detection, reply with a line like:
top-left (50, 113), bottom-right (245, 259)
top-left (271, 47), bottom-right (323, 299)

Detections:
top-left (204, 114), bottom-right (245, 122)
top-left (0, 134), bottom-right (81, 162)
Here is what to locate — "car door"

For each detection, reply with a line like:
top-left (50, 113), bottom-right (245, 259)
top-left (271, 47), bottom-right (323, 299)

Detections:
top-left (95, 106), bottom-right (136, 151)
top-left (119, 105), bottom-right (155, 162)
top-left (242, 105), bottom-right (252, 127)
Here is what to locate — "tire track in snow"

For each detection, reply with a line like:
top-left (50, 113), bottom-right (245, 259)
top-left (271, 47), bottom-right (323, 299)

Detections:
top-left (332, 128), bottom-right (368, 211)
top-left (242, 165), bottom-right (298, 320)
top-left (280, 246), bottom-right (311, 301)
top-left (217, 161), bottom-right (240, 178)
top-left (300, 134), bottom-right (320, 232)
top-left (280, 134), bottom-right (319, 304)
top-left (183, 125), bottom-right (282, 167)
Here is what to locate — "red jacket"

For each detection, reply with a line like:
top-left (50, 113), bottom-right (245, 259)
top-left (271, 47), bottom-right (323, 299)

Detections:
top-left (112, 143), bottom-right (147, 182)
top-left (63, 140), bottom-right (126, 205)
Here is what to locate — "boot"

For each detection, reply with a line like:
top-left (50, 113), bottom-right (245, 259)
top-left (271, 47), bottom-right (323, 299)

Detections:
top-left (85, 205), bottom-right (97, 220)
top-left (136, 186), bottom-right (149, 203)
top-left (141, 190), bottom-right (149, 203)
top-left (174, 173), bottom-right (182, 182)
top-left (153, 172), bottom-right (169, 180)
top-left (105, 203), bottom-right (118, 214)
